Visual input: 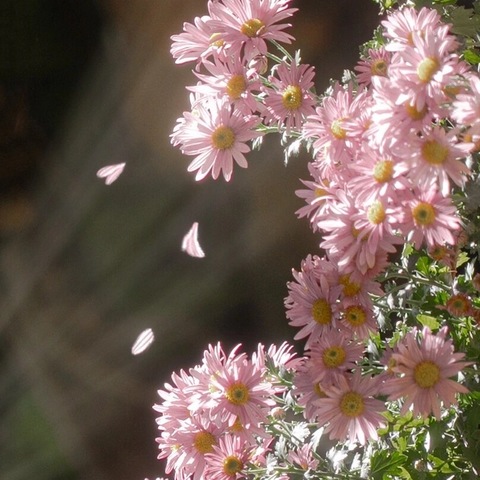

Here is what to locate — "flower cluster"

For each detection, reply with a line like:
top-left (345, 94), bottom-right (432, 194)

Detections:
top-left (157, 1), bottom-right (479, 479)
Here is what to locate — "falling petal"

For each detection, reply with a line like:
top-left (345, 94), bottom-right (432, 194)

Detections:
top-left (181, 222), bottom-right (205, 258)
top-left (131, 328), bottom-right (155, 355)
top-left (96, 162), bottom-right (126, 185)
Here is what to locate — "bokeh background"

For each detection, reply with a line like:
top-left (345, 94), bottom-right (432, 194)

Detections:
top-left (0, 1), bottom-right (380, 479)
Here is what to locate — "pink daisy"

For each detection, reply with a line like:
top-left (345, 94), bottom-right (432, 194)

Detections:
top-left (397, 126), bottom-right (471, 196)
top-left (208, 0), bottom-right (297, 62)
top-left (384, 327), bottom-right (472, 419)
top-left (306, 330), bottom-right (364, 386)
top-left (381, 7), bottom-right (444, 52)
top-left (287, 443), bottom-right (319, 471)
top-left (400, 187), bottom-right (461, 250)
top-left (285, 257), bottom-right (340, 349)
top-left (170, 15), bottom-right (225, 66)
top-left (189, 55), bottom-right (262, 115)
top-left (205, 435), bottom-right (249, 480)
top-left (315, 371), bottom-right (386, 445)
top-left (355, 47), bottom-right (391, 87)
top-left (339, 300), bottom-right (378, 341)
top-left (171, 96), bottom-right (263, 181)
top-left (263, 58), bottom-right (317, 134)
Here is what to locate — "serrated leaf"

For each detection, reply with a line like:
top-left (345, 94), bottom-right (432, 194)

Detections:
top-left (449, 7), bottom-right (480, 37)
top-left (370, 450), bottom-right (408, 480)
top-left (463, 48), bottom-right (480, 65)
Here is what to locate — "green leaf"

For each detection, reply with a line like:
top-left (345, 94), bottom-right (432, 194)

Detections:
top-left (370, 450), bottom-right (408, 480)
top-left (463, 48), bottom-right (480, 65)
top-left (416, 314), bottom-right (440, 330)
top-left (449, 7), bottom-right (480, 37)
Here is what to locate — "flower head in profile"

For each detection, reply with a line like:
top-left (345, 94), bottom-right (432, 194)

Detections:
top-left (384, 327), bottom-right (472, 419)
top-left (315, 371), bottom-right (386, 445)
top-left (171, 96), bottom-right (263, 181)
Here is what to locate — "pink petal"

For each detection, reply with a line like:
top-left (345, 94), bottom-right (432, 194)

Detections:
top-left (181, 222), bottom-right (205, 258)
top-left (96, 163), bottom-right (126, 185)
top-left (131, 328), bottom-right (155, 355)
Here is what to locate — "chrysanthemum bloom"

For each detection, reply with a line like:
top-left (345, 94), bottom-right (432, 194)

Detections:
top-left (306, 330), bottom-right (364, 386)
top-left (401, 188), bottom-right (461, 250)
top-left (355, 47), bottom-right (391, 86)
top-left (398, 126), bottom-right (471, 196)
top-left (157, 417), bottom-right (225, 480)
top-left (369, 76), bottom-right (435, 149)
top-left (384, 327), bottom-right (472, 419)
top-left (303, 84), bottom-right (368, 173)
top-left (381, 6), bottom-right (444, 52)
top-left (287, 443), bottom-right (319, 471)
top-left (315, 371), bottom-right (386, 445)
top-left (203, 353), bottom-right (276, 429)
top-left (388, 27), bottom-right (466, 112)
top-left (171, 96), bottom-right (263, 181)
top-left (295, 163), bottom-right (338, 231)
top-left (189, 56), bottom-right (262, 115)
top-left (339, 300), bottom-right (378, 341)
top-left (445, 293), bottom-right (473, 317)
top-left (208, 0), bottom-right (297, 61)
top-left (263, 58), bottom-right (316, 134)
top-left (170, 15), bottom-right (224, 65)
top-left (285, 258), bottom-right (340, 349)
top-left (292, 361), bottom-right (328, 422)
top-left (205, 435), bottom-right (249, 480)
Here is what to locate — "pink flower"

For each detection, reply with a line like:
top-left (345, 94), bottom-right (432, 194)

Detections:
top-left (287, 443), bottom-right (319, 471)
top-left (400, 188), bottom-right (461, 250)
top-left (381, 7), bottom-right (444, 52)
top-left (339, 300), bottom-right (378, 341)
top-left (189, 55), bottom-right (262, 115)
top-left (181, 222), bottom-right (205, 258)
top-left (396, 126), bottom-right (471, 196)
top-left (208, 0), bottom-right (297, 62)
top-left (171, 96), bottom-right (263, 181)
top-left (306, 330), bottom-right (364, 386)
top-left (285, 257), bottom-right (340, 349)
top-left (355, 47), bottom-right (391, 86)
top-left (170, 15), bottom-right (224, 66)
top-left (263, 58), bottom-right (317, 134)
top-left (315, 371), bottom-right (386, 445)
top-left (205, 435), bottom-right (249, 480)
top-left (384, 327), bottom-right (472, 419)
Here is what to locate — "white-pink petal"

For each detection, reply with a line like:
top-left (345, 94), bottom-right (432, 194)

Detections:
top-left (96, 163), bottom-right (126, 185)
top-left (181, 222), bottom-right (205, 258)
top-left (131, 328), bottom-right (155, 355)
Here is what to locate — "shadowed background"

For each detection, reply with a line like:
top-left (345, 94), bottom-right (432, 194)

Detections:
top-left (0, 1), bottom-right (379, 479)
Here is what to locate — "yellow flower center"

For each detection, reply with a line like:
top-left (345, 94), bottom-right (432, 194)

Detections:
top-left (417, 57), bottom-right (439, 83)
top-left (421, 139), bottom-right (449, 165)
top-left (412, 202), bottom-right (436, 226)
top-left (241, 18), bottom-right (265, 38)
top-left (193, 431), bottom-right (217, 454)
top-left (226, 74), bottom-right (247, 100)
top-left (209, 32), bottom-right (225, 48)
top-left (282, 85), bottom-right (303, 110)
top-left (367, 200), bottom-right (386, 224)
top-left (344, 305), bottom-right (366, 326)
top-left (414, 361), bottom-right (440, 388)
top-left (225, 382), bottom-right (250, 405)
top-left (339, 274), bottom-right (361, 297)
top-left (331, 118), bottom-right (347, 139)
top-left (373, 160), bottom-right (394, 183)
top-left (371, 59), bottom-right (388, 76)
top-left (311, 298), bottom-right (332, 325)
top-left (211, 125), bottom-right (236, 150)
top-left (339, 391), bottom-right (364, 417)
top-left (405, 101), bottom-right (428, 121)
top-left (322, 346), bottom-right (347, 368)
top-left (223, 456), bottom-right (243, 476)
top-left (315, 187), bottom-right (327, 197)
top-left (314, 382), bottom-right (327, 397)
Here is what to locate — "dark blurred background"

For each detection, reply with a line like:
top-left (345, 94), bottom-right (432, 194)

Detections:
top-left (0, 1), bottom-right (379, 479)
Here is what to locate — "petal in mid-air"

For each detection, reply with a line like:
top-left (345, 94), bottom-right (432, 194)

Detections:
top-left (181, 222), bottom-right (205, 258)
top-left (96, 162), bottom-right (126, 185)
